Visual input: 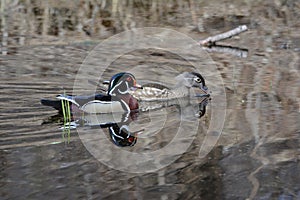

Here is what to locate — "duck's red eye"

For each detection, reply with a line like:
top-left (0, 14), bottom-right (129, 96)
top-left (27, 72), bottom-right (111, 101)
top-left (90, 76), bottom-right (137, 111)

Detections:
top-left (126, 77), bottom-right (132, 82)
top-left (128, 137), bottom-right (134, 143)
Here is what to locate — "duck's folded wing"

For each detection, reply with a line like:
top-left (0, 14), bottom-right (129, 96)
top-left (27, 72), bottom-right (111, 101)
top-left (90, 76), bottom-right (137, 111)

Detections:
top-left (129, 86), bottom-right (169, 101)
top-left (56, 94), bottom-right (80, 106)
top-left (56, 94), bottom-right (109, 107)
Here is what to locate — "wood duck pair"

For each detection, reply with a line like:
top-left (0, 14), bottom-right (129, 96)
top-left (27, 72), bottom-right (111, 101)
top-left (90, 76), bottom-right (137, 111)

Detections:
top-left (41, 72), bottom-right (209, 114)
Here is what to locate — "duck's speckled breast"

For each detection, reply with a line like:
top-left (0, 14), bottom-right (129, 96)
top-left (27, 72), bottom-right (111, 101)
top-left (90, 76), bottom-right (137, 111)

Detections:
top-left (119, 94), bottom-right (139, 111)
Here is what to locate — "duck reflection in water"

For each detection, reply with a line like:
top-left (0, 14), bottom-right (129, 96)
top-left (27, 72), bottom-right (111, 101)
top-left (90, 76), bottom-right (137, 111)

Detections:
top-left (72, 95), bottom-right (208, 147)
top-left (108, 123), bottom-right (139, 147)
top-left (76, 112), bottom-right (141, 147)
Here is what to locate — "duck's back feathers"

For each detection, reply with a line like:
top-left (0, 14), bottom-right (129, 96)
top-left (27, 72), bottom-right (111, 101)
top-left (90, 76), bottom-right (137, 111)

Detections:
top-left (41, 94), bottom-right (108, 113)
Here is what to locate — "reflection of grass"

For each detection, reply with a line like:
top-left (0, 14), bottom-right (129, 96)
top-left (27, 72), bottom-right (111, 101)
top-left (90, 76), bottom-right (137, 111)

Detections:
top-left (61, 93), bottom-right (72, 142)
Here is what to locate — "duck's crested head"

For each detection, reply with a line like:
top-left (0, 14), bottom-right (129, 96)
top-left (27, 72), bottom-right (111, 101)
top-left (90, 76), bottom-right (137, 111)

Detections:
top-left (175, 72), bottom-right (208, 92)
top-left (108, 72), bottom-right (142, 96)
top-left (109, 124), bottom-right (137, 147)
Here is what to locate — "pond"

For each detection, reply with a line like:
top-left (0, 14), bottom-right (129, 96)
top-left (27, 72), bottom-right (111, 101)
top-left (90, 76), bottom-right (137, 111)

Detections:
top-left (1, 1), bottom-right (300, 199)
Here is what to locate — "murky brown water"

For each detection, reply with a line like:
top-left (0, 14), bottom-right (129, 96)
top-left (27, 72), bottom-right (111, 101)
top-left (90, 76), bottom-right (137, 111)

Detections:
top-left (1, 1), bottom-right (300, 200)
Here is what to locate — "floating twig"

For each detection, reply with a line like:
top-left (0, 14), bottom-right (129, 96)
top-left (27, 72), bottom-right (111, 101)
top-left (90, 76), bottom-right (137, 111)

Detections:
top-left (199, 25), bottom-right (248, 46)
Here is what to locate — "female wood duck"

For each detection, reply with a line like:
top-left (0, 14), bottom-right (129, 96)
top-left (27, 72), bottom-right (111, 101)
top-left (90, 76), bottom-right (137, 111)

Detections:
top-left (129, 72), bottom-right (210, 101)
top-left (41, 72), bottom-right (142, 114)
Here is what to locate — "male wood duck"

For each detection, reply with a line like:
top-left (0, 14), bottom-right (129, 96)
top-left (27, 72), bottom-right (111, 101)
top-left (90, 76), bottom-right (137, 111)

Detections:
top-left (129, 72), bottom-right (210, 101)
top-left (41, 72), bottom-right (142, 114)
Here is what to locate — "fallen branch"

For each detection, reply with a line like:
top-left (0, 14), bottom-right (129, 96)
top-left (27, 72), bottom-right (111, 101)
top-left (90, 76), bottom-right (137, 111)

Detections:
top-left (199, 25), bottom-right (248, 46)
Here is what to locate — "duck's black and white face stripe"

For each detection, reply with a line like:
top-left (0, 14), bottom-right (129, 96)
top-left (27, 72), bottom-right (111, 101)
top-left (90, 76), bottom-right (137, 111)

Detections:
top-left (108, 72), bottom-right (141, 96)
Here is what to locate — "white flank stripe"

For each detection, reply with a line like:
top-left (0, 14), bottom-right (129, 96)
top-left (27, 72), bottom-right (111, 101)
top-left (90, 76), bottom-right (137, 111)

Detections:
top-left (120, 99), bottom-right (130, 112)
top-left (117, 81), bottom-right (129, 94)
top-left (110, 127), bottom-right (124, 139)
top-left (109, 80), bottom-right (123, 95)
top-left (56, 95), bottom-right (79, 106)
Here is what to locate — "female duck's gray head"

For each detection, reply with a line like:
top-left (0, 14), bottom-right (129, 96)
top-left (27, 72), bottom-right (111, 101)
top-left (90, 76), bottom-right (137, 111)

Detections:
top-left (175, 72), bottom-right (208, 93)
top-left (108, 72), bottom-right (142, 96)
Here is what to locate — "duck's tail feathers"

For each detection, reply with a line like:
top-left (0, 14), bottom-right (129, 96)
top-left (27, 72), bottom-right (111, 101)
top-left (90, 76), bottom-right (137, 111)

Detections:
top-left (41, 94), bottom-right (77, 113)
top-left (41, 99), bottom-right (64, 112)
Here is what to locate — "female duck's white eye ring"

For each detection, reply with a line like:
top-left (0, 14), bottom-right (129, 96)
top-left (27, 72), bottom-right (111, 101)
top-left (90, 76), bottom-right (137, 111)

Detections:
top-left (194, 77), bottom-right (202, 83)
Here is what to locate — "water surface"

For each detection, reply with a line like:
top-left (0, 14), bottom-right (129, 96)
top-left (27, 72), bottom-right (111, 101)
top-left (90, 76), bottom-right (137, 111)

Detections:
top-left (1, 1), bottom-right (300, 199)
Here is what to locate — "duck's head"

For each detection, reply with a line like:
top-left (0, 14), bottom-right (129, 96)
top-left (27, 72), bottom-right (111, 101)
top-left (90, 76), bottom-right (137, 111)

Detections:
top-left (107, 72), bottom-right (142, 96)
top-left (109, 124), bottom-right (137, 147)
top-left (175, 72), bottom-right (208, 94)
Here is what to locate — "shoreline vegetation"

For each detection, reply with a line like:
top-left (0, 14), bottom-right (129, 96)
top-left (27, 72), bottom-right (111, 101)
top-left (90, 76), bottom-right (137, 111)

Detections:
top-left (0, 0), bottom-right (299, 52)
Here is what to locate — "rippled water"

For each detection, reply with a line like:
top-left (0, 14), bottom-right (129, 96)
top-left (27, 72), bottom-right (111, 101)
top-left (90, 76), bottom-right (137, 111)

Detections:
top-left (1, 1), bottom-right (300, 200)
